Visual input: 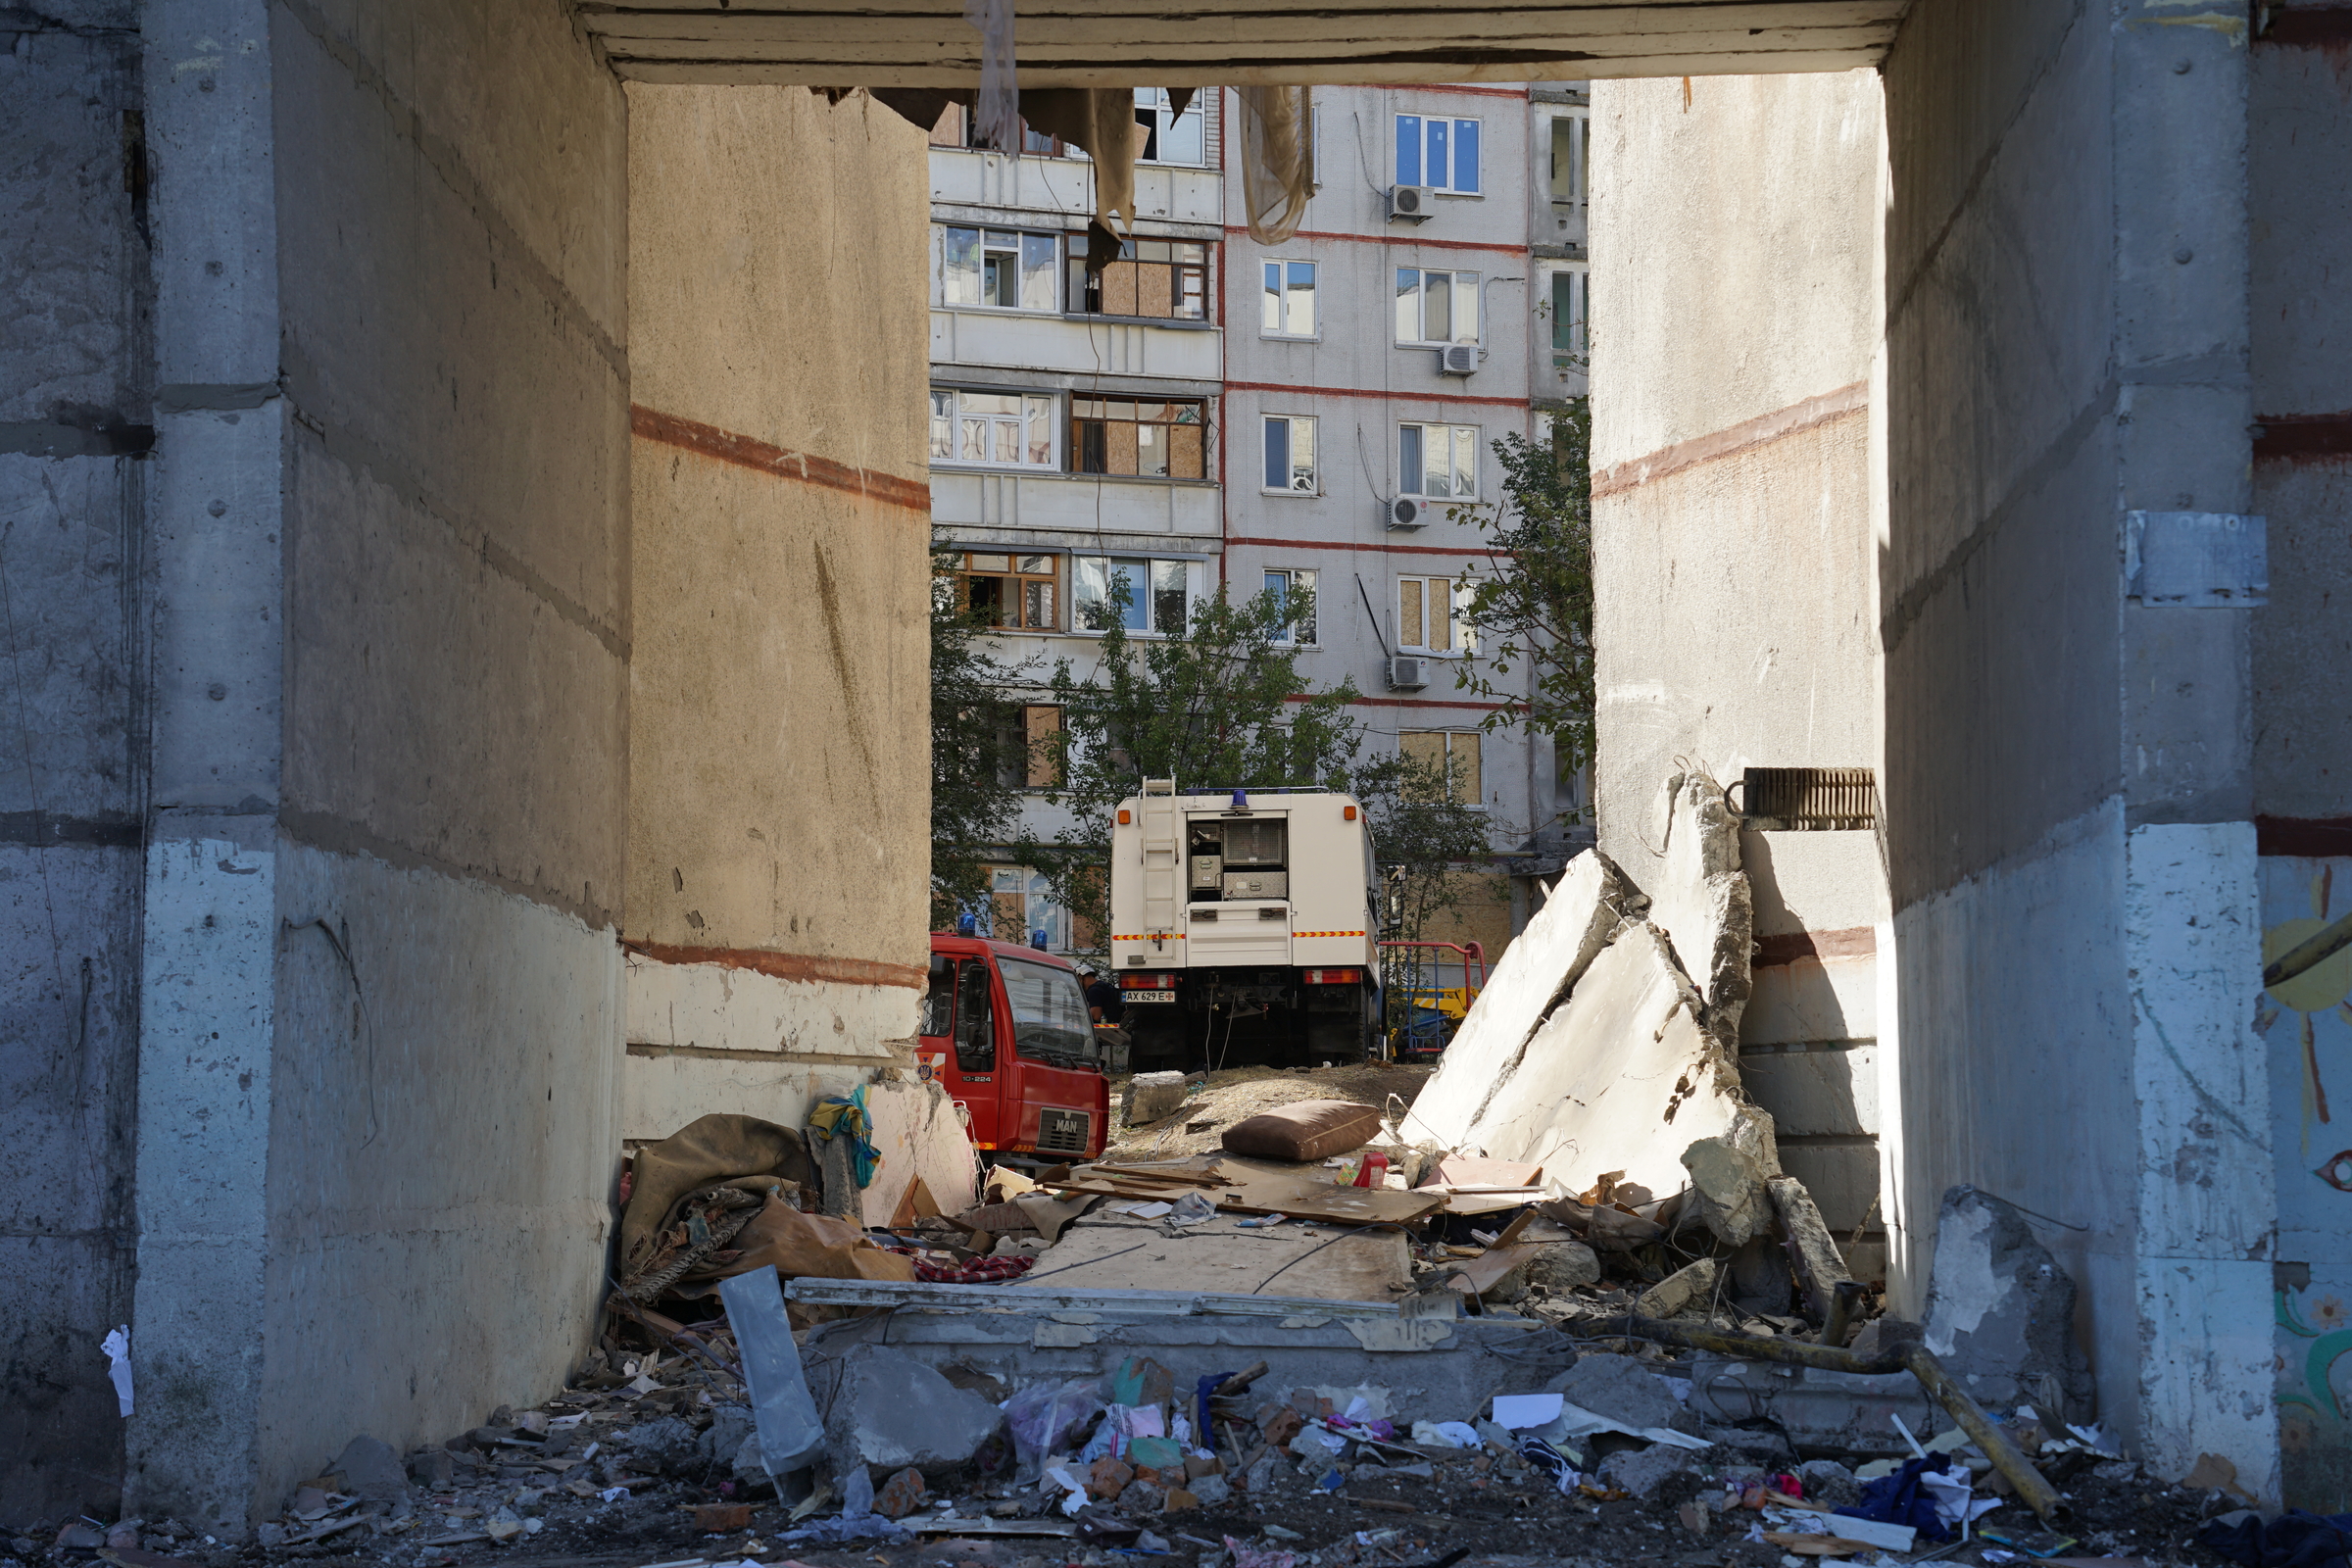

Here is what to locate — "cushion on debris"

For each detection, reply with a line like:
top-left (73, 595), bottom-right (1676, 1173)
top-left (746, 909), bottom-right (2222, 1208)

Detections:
top-left (1219, 1100), bottom-right (1385, 1162)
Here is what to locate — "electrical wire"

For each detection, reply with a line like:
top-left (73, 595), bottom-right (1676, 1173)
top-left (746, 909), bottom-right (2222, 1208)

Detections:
top-left (1249, 1220), bottom-right (1412, 1294)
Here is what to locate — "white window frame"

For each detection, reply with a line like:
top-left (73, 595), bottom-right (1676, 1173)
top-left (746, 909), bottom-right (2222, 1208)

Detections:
top-left (1399, 730), bottom-right (1485, 808)
top-left (930, 387), bottom-right (1060, 470)
top-left (1396, 421), bottom-right (1480, 501)
top-left (1072, 555), bottom-right (1207, 638)
top-left (1134, 88), bottom-right (1206, 167)
top-left (939, 224), bottom-right (1060, 313)
top-left (1541, 262), bottom-right (1590, 365)
top-left (1394, 268), bottom-right (1481, 348)
top-left (1395, 574), bottom-right (1459, 655)
top-left (1545, 110), bottom-right (1590, 207)
top-left (1261, 415), bottom-right (1318, 496)
top-left (1260, 259), bottom-right (1318, 339)
top-left (1395, 113), bottom-right (1482, 195)
top-left (1264, 567), bottom-right (1318, 646)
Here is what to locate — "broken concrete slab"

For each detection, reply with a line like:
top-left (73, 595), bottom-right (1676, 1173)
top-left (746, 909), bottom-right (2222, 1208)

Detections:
top-left (1645, 769), bottom-right (1753, 1049)
top-left (1635, 1257), bottom-right (1721, 1319)
top-left (1399, 850), bottom-right (1633, 1149)
top-left (1126, 1071), bottom-right (1191, 1125)
top-left (811, 1344), bottom-right (1006, 1484)
top-left (1448, 924), bottom-right (1753, 1200)
top-left (1684, 1352), bottom-right (1946, 1457)
top-left (1680, 1111), bottom-right (1780, 1248)
top-left (1597, 1444), bottom-right (1700, 1499)
top-left (329, 1435), bottom-right (410, 1502)
top-left (861, 1077), bottom-right (982, 1229)
top-left (1522, 1241), bottom-right (1601, 1292)
top-left (1544, 1352), bottom-right (1697, 1436)
top-left (1920, 1186), bottom-right (2095, 1421)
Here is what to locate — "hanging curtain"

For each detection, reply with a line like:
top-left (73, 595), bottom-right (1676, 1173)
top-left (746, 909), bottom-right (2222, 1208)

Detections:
top-left (1237, 85), bottom-right (1313, 244)
top-left (963, 0), bottom-right (1020, 150)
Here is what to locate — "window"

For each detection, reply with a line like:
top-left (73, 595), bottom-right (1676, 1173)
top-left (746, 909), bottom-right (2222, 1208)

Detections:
top-left (947, 550), bottom-right (1058, 629)
top-left (1396, 114), bottom-right (1481, 194)
top-left (931, 388), bottom-right (1057, 468)
top-left (1262, 416), bottom-right (1317, 494)
top-left (1264, 568), bottom-right (1318, 645)
top-left (988, 866), bottom-right (1077, 952)
top-left (1022, 705), bottom-right (1062, 787)
top-left (1134, 88), bottom-right (1205, 166)
top-left (941, 226), bottom-right (1058, 311)
top-left (1397, 422), bottom-right (1479, 499)
top-left (1396, 574), bottom-right (1458, 653)
top-left (1545, 266), bottom-right (1590, 365)
top-left (1071, 397), bottom-right (1207, 479)
top-left (1072, 238), bottom-right (1209, 321)
top-left (1395, 269), bottom-right (1480, 346)
top-left (1260, 260), bottom-right (1316, 337)
top-left (1548, 112), bottom-right (1588, 205)
top-left (951, 955), bottom-right (995, 1071)
top-left (1400, 730), bottom-right (1483, 805)
top-left (1074, 556), bottom-right (1204, 635)
top-left (999, 954), bottom-right (1096, 1060)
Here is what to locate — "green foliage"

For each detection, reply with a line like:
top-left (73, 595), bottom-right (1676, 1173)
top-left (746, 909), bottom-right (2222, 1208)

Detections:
top-left (1450, 401), bottom-right (1595, 809)
top-left (1348, 749), bottom-right (1496, 948)
top-left (928, 544), bottom-right (1032, 931)
top-left (1031, 578), bottom-right (1360, 949)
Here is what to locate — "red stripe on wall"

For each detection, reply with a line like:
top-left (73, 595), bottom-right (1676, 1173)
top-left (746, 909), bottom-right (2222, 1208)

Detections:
top-left (622, 939), bottom-right (928, 991)
top-left (632, 405), bottom-right (931, 513)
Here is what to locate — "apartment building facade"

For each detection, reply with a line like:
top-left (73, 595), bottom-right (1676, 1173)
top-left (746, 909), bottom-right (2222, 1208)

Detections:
top-left (926, 87), bottom-right (1592, 959)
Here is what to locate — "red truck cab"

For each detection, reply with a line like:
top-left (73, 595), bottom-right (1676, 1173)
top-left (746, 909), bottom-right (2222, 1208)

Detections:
top-left (919, 934), bottom-right (1110, 1160)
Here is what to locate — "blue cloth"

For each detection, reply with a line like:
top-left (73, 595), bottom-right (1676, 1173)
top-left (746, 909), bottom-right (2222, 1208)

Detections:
top-left (1835, 1455), bottom-right (1956, 1543)
top-left (807, 1084), bottom-right (880, 1187)
top-left (2203, 1509), bottom-right (2352, 1568)
top-left (1197, 1372), bottom-right (1238, 1452)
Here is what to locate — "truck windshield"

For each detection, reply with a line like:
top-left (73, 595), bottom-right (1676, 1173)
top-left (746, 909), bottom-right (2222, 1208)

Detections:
top-left (997, 956), bottom-right (1094, 1062)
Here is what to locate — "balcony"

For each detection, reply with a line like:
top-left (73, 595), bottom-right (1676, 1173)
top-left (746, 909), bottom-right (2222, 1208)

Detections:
top-left (932, 309), bottom-right (1220, 381)
top-left (929, 149), bottom-right (1221, 225)
top-left (930, 469), bottom-right (1221, 536)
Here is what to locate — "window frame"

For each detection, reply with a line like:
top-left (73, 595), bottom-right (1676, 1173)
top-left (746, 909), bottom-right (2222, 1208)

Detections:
top-left (1542, 263), bottom-right (1590, 366)
top-left (1264, 567), bottom-right (1319, 646)
top-left (1395, 113), bottom-right (1482, 195)
top-left (938, 224), bottom-right (1061, 314)
top-left (1395, 573), bottom-right (1460, 655)
top-left (1070, 396), bottom-right (1211, 481)
top-left (1261, 414), bottom-right (1319, 496)
top-left (1396, 420), bottom-right (1481, 501)
top-left (1546, 109), bottom-right (1590, 207)
top-left (1394, 268), bottom-right (1482, 348)
top-left (930, 387), bottom-right (1061, 471)
top-left (1259, 259), bottom-right (1318, 340)
top-left (1133, 87), bottom-right (1207, 168)
top-left (1399, 729), bottom-right (1485, 808)
top-left (1072, 555), bottom-right (1207, 638)
top-left (1071, 236), bottom-right (1212, 322)
top-left (945, 549), bottom-right (1061, 632)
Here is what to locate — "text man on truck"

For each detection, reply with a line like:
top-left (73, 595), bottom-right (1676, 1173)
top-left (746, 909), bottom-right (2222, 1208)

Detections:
top-left (1105, 779), bottom-right (1382, 1068)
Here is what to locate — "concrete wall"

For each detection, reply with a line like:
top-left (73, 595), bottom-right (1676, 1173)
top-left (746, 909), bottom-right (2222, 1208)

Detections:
top-left (0, 1), bottom-right (146, 1519)
top-left (2249, 20), bottom-right (2352, 1512)
top-left (126, 0), bottom-right (631, 1529)
top-left (1588, 70), bottom-right (1889, 1274)
top-left (622, 85), bottom-right (933, 1136)
top-left (1879, 0), bottom-right (2275, 1492)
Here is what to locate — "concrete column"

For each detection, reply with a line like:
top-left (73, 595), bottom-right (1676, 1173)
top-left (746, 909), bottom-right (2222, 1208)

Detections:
top-left (126, 0), bottom-right (284, 1531)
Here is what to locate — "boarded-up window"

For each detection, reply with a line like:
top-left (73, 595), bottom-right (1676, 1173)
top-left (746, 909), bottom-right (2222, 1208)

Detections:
top-left (1072, 398), bottom-right (1208, 479)
top-left (1073, 239), bottom-right (1210, 321)
top-left (1023, 705), bottom-right (1063, 788)
top-left (1400, 731), bottom-right (1482, 806)
top-left (1396, 575), bottom-right (1454, 652)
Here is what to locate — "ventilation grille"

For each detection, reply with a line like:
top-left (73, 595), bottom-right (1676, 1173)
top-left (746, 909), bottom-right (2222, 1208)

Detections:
top-left (1036, 1107), bottom-right (1092, 1155)
top-left (1741, 766), bottom-right (1878, 830)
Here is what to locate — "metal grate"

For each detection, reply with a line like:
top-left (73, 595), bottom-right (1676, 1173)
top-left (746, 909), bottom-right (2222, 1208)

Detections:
top-left (1740, 767), bottom-right (1878, 830)
top-left (1036, 1108), bottom-right (1093, 1155)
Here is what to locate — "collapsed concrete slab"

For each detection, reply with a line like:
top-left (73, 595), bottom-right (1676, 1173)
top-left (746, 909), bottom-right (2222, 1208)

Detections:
top-left (1645, 769), bottom-right (1753, 1049)
top-left (1921, 1186), bottom-right (2095, 1422)
top-left (808, 1343), bottom-right (1006, 1484)
top-left (1398, 850), bottom-right (1632, 1150)
top-left (1447, 924), bottom-right (1753, 1200)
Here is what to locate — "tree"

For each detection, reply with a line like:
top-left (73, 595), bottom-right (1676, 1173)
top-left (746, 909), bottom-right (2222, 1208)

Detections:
top-left (1031, 577), bottom-right (1360, 949)
top-left (1449, 400), bottom-right (1595, 810)
top-left (1349, 749), bottom-right (1500, 949)
top-left (928, 544), bottom-right (1035, 932)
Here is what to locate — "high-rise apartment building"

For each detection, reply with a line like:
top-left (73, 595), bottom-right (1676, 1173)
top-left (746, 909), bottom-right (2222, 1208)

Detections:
top-left (926, 87), bottom-right (1590, 963)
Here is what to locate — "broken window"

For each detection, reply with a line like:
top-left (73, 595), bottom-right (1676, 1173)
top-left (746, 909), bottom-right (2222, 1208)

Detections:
top-left (940, 225), bottom-right (1059, 312)
top-left (1072, 239), bottom-right (1210, 321)
top-left (1264, 568), bottom-right (1317, 645)
top-left (1544, 265), bottom-right (1590, 366)
top-left (1548, 111), bottom-right (1588, 205)
top-left (946, 550), bottom-right (1058, 629)
top-left (1400, 730), bottom-right (1483, 806)
top-left (1262, 416), bottom-right (1317, 494)
top-left (1396, 113), bottom-right (1481, 194)
top-left (1071, 397), bottom-right (1207, 479)
top-left (1261, 260), bottom-right (1316, 337)
top-left (1397, 423), bottom-right (1479, 500)
top-left (931, 389), bottom-right (1057, 468)
top-left (1395, 268), bottom-right (1481, 346)
top-left (1073, 556), bottom-right (1202, 635)
top-left (1396, 574), bottom-right (1458, 653)
top-left (1133, 87), bottom-right (1204, 167)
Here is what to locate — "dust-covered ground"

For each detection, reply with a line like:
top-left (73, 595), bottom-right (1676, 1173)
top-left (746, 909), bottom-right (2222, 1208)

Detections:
top-left (1100, 1064), bottom-right (1433, 1163)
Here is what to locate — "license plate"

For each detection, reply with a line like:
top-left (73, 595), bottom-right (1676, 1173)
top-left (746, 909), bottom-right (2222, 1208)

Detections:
top-left (1125, 989), bottom-right (1176, 1004)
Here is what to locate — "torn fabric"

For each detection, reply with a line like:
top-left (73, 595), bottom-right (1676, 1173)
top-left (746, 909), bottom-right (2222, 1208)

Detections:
top-left (1236, 86), bottom-right (1313, 244)
top-left (963, 0), bottom-right (1019, 150)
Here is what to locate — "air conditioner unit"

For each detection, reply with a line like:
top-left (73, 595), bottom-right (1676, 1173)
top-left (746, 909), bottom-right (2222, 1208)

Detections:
top-left (1386, 656), bottom-right (1428, 691)
top-left (1437, 344), bottom-right (1478, 376)
top-left (1385, 495), bottom-right (1426, 530)
top-left (1387, 184), bottom-right (1434, 222)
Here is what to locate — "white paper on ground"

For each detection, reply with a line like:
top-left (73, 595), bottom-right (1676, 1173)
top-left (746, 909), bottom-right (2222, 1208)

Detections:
top-left (1765, 1508), bottom-right (1916, 1553)
top-left (1542, 1399), bottom-right (1714, 1451)
top-left (1128, 1201), bottom-right (1175, 1219)
top-left (1491, 1393), bottom-right (1564, 1429)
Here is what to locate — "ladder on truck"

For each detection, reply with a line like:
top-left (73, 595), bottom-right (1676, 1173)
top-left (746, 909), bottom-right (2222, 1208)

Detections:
top-left (1139, 779), bottom-right (1180, 938)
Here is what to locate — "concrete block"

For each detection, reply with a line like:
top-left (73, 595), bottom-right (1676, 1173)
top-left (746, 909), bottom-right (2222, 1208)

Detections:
top-left (328, 1436), bottom-right (409, 1502)
top-left (628, 1417), bottom-right (702, 1477)
top-left (861, 1078), bottom-right (981, 1225)
top-left (700, 1405), bottom-right (756, 1466)
top-left (1523, 1242), bottom-right (1601, 1292)
top-left (1126, 1071), bottom-right (1190, 1125)
top-left (1921, 1187), bottom-right (2093, 1421)
top-left (1681, 1111), bottom-right (1778, 1247)
top-left (1738, 1045), bottom-right (1879, 1137)
top-left (1635, 1258), bottom-right (1720, 1321)
top-left (1686, 1354), bottom-right (1944, 1458)
top-left (1597, 1444), bottom-right (1700, 1498)
top-left (1740, 959), bottom-right (1877, 1048)
top-left (1773, 1142), bottom-right (1879, 1234)
top-left (1545, 1352), bottom-right (1693, 1436)
top-left (1645, 770), bottom-right (1753, 1044)
top-left (815, 1345), bottom-right (1004, 1484)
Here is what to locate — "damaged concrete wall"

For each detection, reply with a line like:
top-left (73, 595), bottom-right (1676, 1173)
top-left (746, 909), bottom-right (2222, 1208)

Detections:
top-left (125, 0), bottom-right (631, 1529)
top-left (2248, 18), bottom-right (2352, 1513)
top-left (1587, 71), bottom-right (1890, 1277)
top-left (1879, 0), bottom-right (2275, 1496)
top-left (621, 85), bottom-right (932, 1137)
top-left (0, 1), bottom-right (147, 1520)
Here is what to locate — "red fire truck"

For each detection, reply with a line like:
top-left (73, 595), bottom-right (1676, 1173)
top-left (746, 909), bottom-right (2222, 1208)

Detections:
top-left (917, 933), bottom-right (1110, 1160)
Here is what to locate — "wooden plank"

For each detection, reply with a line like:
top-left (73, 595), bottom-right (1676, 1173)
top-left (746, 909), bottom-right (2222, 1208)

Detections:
top-left (606, 49), bottom-right (1888, 87)
top-left (581, 0), bottom-right (1898, 20)
top-left (1444, 1242), bottom-right (1541, 1297)
top-left (780, 1275), bottom-right (1401, 1316)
